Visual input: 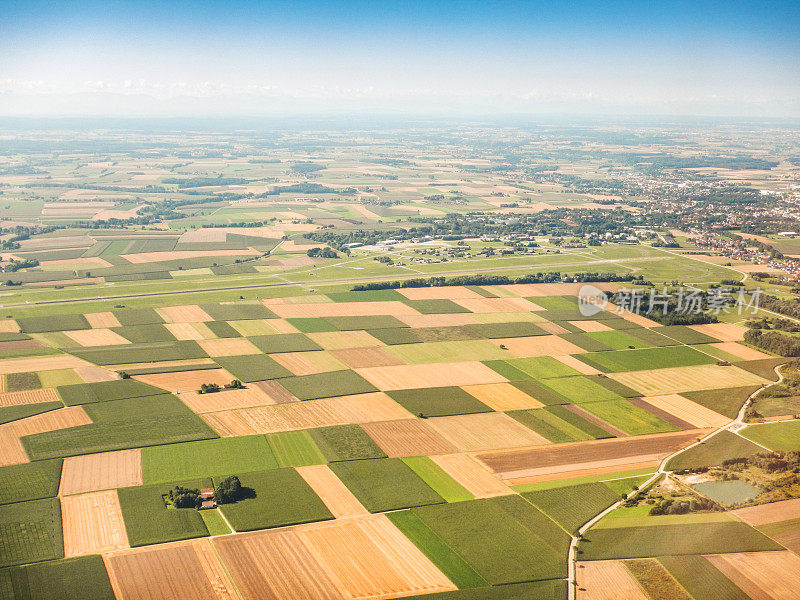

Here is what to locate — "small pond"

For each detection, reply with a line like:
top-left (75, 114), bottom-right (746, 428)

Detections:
top-left (692, 480), bottom-right (761, 505)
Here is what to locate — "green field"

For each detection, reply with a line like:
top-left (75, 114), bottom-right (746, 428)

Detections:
top-left (522, 482), bottom-right (620, 533)
top-left (666, 431), bottom-right (764, 471)
top-left (389, 387), bottom-right (492, 417)
top-left (387, 340), bottom-right (510, 364)
top-left (401, 456), bottom-right (474, 502)
top-left (0, 555), bottom-right (116, 600)
top-left (659, 555), bottom-right (751, 600)
top-left (0, 459), bottom-right (62, 506)
top-left (579, 399), bottom-right (678, 435)
top-left (577, 346), bottom-right (716, 373)
top-left (0, 498), bottom-right (63, 567)
top-left (507, 408), bottom-right (593, 443)
top-left (57, 379), bottom-right (164, 405)
top-left (213, 354), bottom-right (292, 382)
top-left (741, 419), bottom-right (800, 451)
top-left (245, 333), bottom-right (322, 353)
top-left (309, 424), bottom-right (387, 461)
top-left (278, 370), bottom-right (377, 400)
top-left (268, 430), bottom-right (327, 466)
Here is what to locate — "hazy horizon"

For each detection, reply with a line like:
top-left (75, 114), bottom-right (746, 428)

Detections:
top-left (1, 0), bottom-right (798, 118)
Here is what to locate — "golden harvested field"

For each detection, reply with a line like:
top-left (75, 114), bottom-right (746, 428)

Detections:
top-left (608, 364), bottom-right (767, 396)
top-left (639, 394), bottom-right (730, 428)
top-left (356, 361), bottom-right (507, 390)
top-left (460, 382), bottom-right (543, 411)
top-left (0, 406), bottom-right (92, 466)
top-left (296, 464), bottom-right (370, 519)
top-left (270, 351), bottom-right (347, 375)
top-left (104, 358), bottom-right (216, 371)
top-left (307, 330), bottom-right (384, 350)
top-left (705, 551), bottom-right (800, 600)
top-left (452, 297), bottom-right (543, 313)
top-left (431, 453), bottom-right (512, 498)
top-left (84, 312), bottom-right (122, 328)
top-left (569, 320), bottom-right (612, 332)
top-left (396, 286), bottom-right (484, 300)
top-left (156, 304), bottom-right (214, 323)
top-left (331, 346), bottom-right (405, 368)
top-left (427, 412), bottom-right (550, 452)
top-left (59, 449), bottom-right (142, 496)
top-left (134, 368), bottom-right (233, 393)
top-left (733, 498), bottom-right (800, 526)
top-left (63, 328), bottom-right (131, 347)
top-left (0, 387), bottom-right (60, 407)
top-left (497, 282), bottom-right (620, 296)
top-left (396, 313), bottom-right (479, 328)
top-left (688, 322), bottom-right (747, 342)
top-left (228, 319), bottom-right (285, 336)
top-left (0, 354), bottom-right (90, 374)
top-left (554, 354), bottom-right (602, 374)
top-left (537, 321), bottom-right (571, 334)
top-left (105, 538), bottom-right (238, 600)
top-left (62, 490), bottom-right (129, 557)
top-left (576, 560), bottom-right (650, 600)
top-left (0, 319), bottom-right (20, 333)
top-left (361, 419), bottom-right (456, 457)
top-left (476, 429), bottom-right (706, 479)
top-left (491, 335), bottom-right (585, 358)
top-left (180, 386), bottom-right (276, 413)
top-left (253, 380), bottom-right (299, 403)
top-left (710, 341), bottom-right (772, 360)
top-left (164, 321), bottom-right (216, 340)
top-left (201, 411), bottom-right (258, 437)
top-left (197, 337), bottom-right (260, 357)
top-left (122, 248), bottom-right (260, 263)
top-left (268, 300), bottom-right (420, 318)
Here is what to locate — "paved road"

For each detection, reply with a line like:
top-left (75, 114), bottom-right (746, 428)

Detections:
top-left (0, 256), bottom-right (667, 308)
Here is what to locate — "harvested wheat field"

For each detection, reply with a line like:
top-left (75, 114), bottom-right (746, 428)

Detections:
top-left (156, 304), bottom-right (213, 323)
top-left (134, 368), bottom-right (233, 393)
top-left (710, 341), bottom-right (771, 360)
top-left (356, 361), bottom-right (507, 390)
top-left (0, 406), bottom-right (92, 466)
top-left (214, 514), bottom-right (455, 600)
top-left (431, 453), bottom-right (512, 498)
top-left (270, 351), bottom-right (347, 375)
top-left (733, 497), bottom-right (800, 526)
top-left (253, 380), bottom-right (299, 403)
top-left (63, 328), bottom-right (131, 347)
top-left (554, 354), bottom-right (602, 375)
top-left (198, 337), bottom-right (260, 357)
top-left (307, 330), bottom-right (384, 350)
top-left (396, 286), bottom-right (484, 300)
top-left (688, 322), bottom-right (747, 342)
top-left (0, 354), bottom-right (90, 374)
top-left (105, 538), bottom-right (238, 600)
top-left (180, 386), bottom-right (276, 413)
top-left (76, 366), bottom-right (121, 383)
top-left (164, 321), bottom-right (216, 340)
top-left (122, 248), bottom-right (260, 264)
top-left (269, 300), bottom-right (420, 319)
top-left (461, 382), bottom-right (543, 411)
top-left (59, 449), bottom-right (142, 496)
top-left (296, 464), bottom-right (369, 519)
top-left (569, 320), bottom-right (613, 333)
top-left (62, 490), bottom-right (129, 556)
top-left (537, 321), bottom-right (571, 335)
top-left (395, 313), bottom-right (479, 328)
top-left (453, 297), bottom-right (543, 313)
top-left (609, 364), bottom-right (767, 396)
top-left (491, 335), bottom-right (585, 358)
top-left (0, 387), bottom-right (60, 407)
top-left (427, 412), bottom-right (550, 452)
top-left (84, 312), bottom-right (122, 328)
top-left (0, 319), bottom-right (20, 333)
top-left (705, 551), bottom-right (800, 600)
top-left (639, 394), bottom-right (730, 428)
top-left (331, 346), bottom-right (405, 368)
top-left (499, 282), bottom-right (620, 297)
top-left (476, 429), bottom-right (706, 478)
top-left (361, 419), bottom-right (456, 457)
top-left (576, 560), bottom-right (649, 600)
top-left (201, 411), bottom-right (259, 437)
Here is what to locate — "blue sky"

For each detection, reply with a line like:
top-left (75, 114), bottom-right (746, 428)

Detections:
top-left (0, 0), bottom-right (798, 116)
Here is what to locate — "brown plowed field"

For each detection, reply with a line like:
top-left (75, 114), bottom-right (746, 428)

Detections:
top-left (356, 361), bottom-right (507, 390)
top-left (331, 346), bottom-right (405, 368)
top-left (156, 304), bottom-right (213, 323)
top-left (62, 490), bottom-right (129, 557)
top-left (537, 322), bottom-right (571, 335)
top-left (296, 464), bottom-right (369, 519)
top-left (0, 339), bottom-right (45, 351)
top-left (361, 419), bottom-right (456, 457)
top-left (431, 453), bottom-right (512, 498)
top-left (134, 368), bottom-right (233, 393)
top-left (705, 551), bottom-right (800, 600)
top-left (63, 328), bottom-right (131, 347)
top-left (476, 429), bottom-right (707, 476)
top-left (105, 538), bottom-right (238, 600)
top-left (0, 387), bottom-right (60, 407)
top-left (307, 330), bottom-right (384, 350)
top-left (427, 412), bottom-right (550, 452)
top-left (460, 382), bottom-right (543, 411)
top-left (180, 386), bottom-right (276, 413)
top-left (270, 300), bottom-right (419, 318)
top-left (59, 449), bottom-right (143, 496)
top-left (733, 498), bottom-right (800, 526)
top-left (85, 312), bottom-right (122, 328)
top-left (253, 380), bottom-right (298, 403)
top-left (576, 560), bottom-right (650, 600)
top-left (490, 335), bottom-right (585, 357)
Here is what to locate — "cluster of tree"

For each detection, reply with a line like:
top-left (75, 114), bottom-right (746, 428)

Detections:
top-left (648, 495), bottom-right (719, 515)
top-left (756, 294), bottom-right (800, 320)
top-left (746, 317), bottom-right (800, 333)
top-left (161, 176), bottom-right (253, 188)
top-left (306, 247), bottom-right (338, 258)
top-left (167, 485), bottom-right (202, 509)
top-left (213, 475), bottom-right (243, 504)
top-left (259, 183), bottom-right (354, 196)
top-left (744, 329), bottom-right (800, 357)
top-left (291, 162), bottom-right (325, 174)
top-left (723, 451), bottom-right (800, 475)
top-left (1, 258), bottom-right (39, 272)
top-left (199, 379), bottom-right (243, 394)
top-left (352, 271), bottom-right (646, 291)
